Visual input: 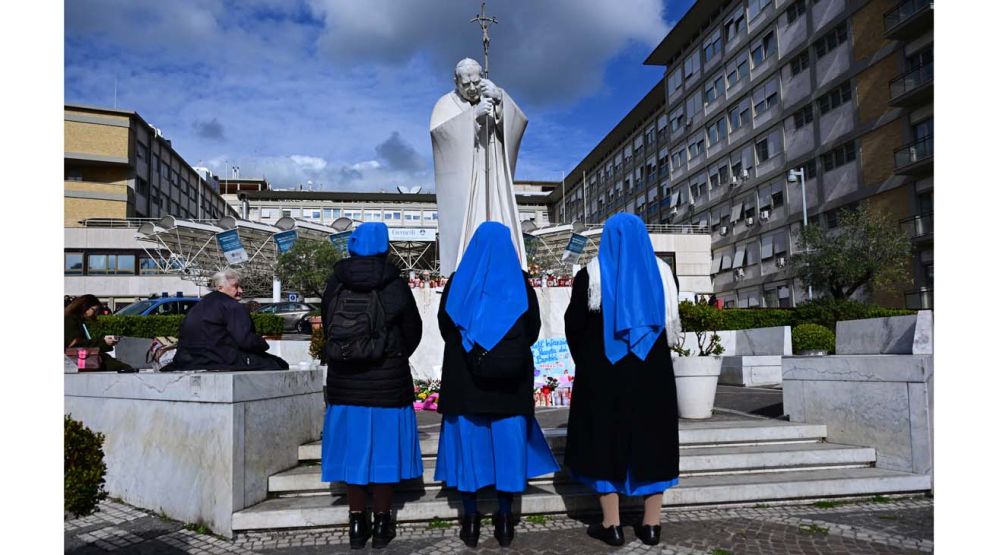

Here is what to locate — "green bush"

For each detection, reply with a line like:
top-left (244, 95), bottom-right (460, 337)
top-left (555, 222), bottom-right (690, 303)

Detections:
top-left (65, 415), bottom-right (108, 517)
top-left (90, 313), bottom-right (284, 338)
top-left (792, 323), bottom-right (836, 354)
top-left (718, 308), bottom-right (793, 330)
top-left (309, 327), bottom-right (324, 361)
top-left (792, 299), bottom-right (913, 331)
top-left (677, 301), bottom-right (726, 356)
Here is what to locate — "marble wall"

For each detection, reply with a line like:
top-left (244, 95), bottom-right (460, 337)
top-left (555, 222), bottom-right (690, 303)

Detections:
top-left (64, 370), bottom-right (324, 537)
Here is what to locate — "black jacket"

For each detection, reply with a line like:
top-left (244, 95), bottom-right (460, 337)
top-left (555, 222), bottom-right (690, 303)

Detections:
top-left (437, 272), bottom-right (540, 417)
top-left (321, 255), bottom-right (423, 407)
top-left (562, 268), bottom-right (679, 483)
top-left (165, 291), bottom-right (288, 371)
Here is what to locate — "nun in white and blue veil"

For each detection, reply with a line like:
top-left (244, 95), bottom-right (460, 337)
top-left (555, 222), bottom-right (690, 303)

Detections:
top-left (434, 221), bottom-right (560, 548)
top-left (563, 213), bottom-right (681, 547)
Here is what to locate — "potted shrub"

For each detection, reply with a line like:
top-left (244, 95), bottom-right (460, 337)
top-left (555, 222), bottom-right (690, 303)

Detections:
top-left (792, 323), bottom-right (835, 356)
top-left (672, 302), bottom-right (726, 419)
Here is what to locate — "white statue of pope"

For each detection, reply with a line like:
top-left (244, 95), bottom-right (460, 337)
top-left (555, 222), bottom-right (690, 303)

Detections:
top-left (430, 57), bottom-right (528, 276)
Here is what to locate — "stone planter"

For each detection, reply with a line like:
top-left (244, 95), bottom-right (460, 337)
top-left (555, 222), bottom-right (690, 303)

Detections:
top-left (672, 356), bottom-right (723, 419)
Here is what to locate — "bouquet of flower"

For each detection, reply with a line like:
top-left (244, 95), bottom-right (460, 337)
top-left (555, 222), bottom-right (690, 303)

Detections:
top-left (413, 379), bottom-right (441, 411)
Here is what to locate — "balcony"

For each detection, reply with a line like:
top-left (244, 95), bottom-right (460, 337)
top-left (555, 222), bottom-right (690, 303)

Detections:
top-left (904, 287), bottom-right (933, 310)
top-left (899, 212), bottom-right (933, 242)
top-left (893, 136), bottom-right (933, 175)
top-left (884, 0), bottom-right (933, 40)
top-left (889, 62), bottom-right (933, 107)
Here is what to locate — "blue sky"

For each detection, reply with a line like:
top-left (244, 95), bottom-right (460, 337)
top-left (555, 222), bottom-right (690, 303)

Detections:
top-left (65, 0), bottom-right (694, 192)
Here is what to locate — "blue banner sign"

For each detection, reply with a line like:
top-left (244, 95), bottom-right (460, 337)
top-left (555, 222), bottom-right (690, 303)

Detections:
top-left (273, 229), bottom-right (298, 253)
top-left (216, 229), bottom-right (248, 265)
top-left (329, 230), bottom-right (353, 257)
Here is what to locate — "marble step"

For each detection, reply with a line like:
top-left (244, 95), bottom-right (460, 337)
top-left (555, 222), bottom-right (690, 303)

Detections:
top-left (298, 421), bottom-right (829, 461)
top-left (272, 442), bottom-right (874, 494)
top-left (233, 467), bottom-right (931, 531)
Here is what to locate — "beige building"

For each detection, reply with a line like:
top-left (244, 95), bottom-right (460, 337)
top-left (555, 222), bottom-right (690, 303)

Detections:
top-left (64, 104), bottom-right (234, 227)
top-left (551, 0), bottom-right (932, 309)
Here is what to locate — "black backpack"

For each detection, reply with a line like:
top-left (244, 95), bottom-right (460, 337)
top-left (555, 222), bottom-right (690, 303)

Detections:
top-left (467, 316), bottom-right (529, 379)
top-left (323, 284), bottom-right (388, 365)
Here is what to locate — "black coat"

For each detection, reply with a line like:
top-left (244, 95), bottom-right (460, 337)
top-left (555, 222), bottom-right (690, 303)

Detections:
top-left (563, 268), bottom-right (679, 483)
top-left (321, 255), bottom-right (423, 407)
top-left (437, 272), bottom-right (540, 417)
top-left (165, 291), bottom-right (288, 371)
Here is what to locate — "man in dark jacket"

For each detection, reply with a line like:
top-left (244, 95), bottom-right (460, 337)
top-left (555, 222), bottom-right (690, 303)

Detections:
top-left (163, 270), bottom-right (288, 371)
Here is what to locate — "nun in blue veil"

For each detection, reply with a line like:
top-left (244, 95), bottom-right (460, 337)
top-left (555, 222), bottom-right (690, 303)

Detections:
top-left (434, 221), bottom-right (559, 548)
top-left (563, 213), bottom-right (682, 548)
top-left (319, 222), bottom-right (424, 549)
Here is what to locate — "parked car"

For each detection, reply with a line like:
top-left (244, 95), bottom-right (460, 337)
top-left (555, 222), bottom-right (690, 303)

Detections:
top-left (255, 302), bottom-right (318, 333)
top-left (115, 297), bottom-right (201, 316)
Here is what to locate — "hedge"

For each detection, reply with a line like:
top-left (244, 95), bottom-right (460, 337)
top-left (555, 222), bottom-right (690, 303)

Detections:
top-left (792, 323), bottom-right (836, 354)
top-left (90, 313), bottom-right (284, 338)
top-left (65, 414), bottom-right (108, 517)
top-left (679, 299), bottom-right (915, 332)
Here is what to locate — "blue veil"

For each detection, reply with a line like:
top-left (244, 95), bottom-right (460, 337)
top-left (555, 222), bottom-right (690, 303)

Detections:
top-left (445, 221), bottom-right (528, 352)
top-left (347, 223), bottom-right (389, 256)
top-left (598, 213), bottom-right (666, 364)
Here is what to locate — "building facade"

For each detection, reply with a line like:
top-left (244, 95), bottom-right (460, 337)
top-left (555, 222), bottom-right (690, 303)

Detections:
top-left (552, 0), bottom-right (932, 309)
top-left (65, 104), bottom-right (234, 226)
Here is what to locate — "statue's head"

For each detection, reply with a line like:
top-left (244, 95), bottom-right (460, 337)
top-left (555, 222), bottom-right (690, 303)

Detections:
top-left (453, 58), bottom-right (483, 104)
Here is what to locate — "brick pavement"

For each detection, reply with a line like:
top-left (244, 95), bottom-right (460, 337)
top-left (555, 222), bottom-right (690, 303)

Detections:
top-left (65, 495), bottom-right (932, 554)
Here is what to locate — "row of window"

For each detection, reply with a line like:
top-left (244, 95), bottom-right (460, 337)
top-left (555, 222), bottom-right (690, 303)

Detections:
top-left (65, 252), bottom-right (171, 276)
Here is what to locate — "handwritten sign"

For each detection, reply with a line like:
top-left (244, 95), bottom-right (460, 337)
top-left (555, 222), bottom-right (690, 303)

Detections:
top-left (530, 337), bottom-right (575, 388)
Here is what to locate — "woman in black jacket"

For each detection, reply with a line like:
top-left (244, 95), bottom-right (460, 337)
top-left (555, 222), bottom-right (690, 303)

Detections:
top-left (434, 222), bottom-right (559, 548)
top-left (64, 294), bottom-right (132, 371)
top-left (319, 222), bottom-right (423, 549)
top-left (564, 214), bottom-right (681, 547)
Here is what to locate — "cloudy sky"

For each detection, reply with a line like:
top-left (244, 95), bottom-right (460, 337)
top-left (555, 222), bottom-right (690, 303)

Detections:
top-left (65, 0), bottom-right (692, 192)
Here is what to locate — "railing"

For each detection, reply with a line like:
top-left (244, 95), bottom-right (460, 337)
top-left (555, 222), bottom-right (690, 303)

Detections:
top-left (889, 62), bottom-right (933, 101)
top-left (545, 221), bottom-right (709, 235)
top-left (884, 0), bottom-right (932, 32)
top-left (899, 212), bottom-right (933, 239)
top-left (79, 217), bottom-right (226, 228)
top-left (894, 136), bottom-right (933, 169)
top-left (904, 288), bottom-right (933, 310)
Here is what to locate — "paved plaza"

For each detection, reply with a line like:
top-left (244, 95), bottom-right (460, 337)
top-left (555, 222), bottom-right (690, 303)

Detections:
top-left (64, 387), bottom-right (933, 553)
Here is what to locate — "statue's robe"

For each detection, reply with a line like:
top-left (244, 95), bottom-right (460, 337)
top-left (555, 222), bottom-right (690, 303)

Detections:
top-left (430, 90), bottom-right (528, 276)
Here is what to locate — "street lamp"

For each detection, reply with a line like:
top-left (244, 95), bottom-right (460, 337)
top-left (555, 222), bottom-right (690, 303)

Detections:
top-left (787, 168), bottom-right (813, 301)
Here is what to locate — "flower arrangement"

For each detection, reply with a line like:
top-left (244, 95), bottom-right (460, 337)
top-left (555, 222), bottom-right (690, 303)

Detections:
top-left (413, 379), bottom-right (441, 411)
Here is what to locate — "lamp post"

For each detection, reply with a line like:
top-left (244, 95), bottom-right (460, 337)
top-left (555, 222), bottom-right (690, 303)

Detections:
top-left (787, 168), bottom-right (813, 301)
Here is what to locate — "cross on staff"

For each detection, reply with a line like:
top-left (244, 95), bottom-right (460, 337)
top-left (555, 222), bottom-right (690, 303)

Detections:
top-left (470, 2), bottom-right (498, 220)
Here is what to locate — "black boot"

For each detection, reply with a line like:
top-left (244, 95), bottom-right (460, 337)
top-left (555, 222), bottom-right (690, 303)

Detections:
top-left (633, 523), bottom-right (661, 545)
top-left (587, 523), bottom-right (625, 546)
top-left (371, 511), bottom-right (396, 549)
top-left (493, 511), bottom-right (515, 547)
top-left (349, 510), bottom-right (371, 549)
top-left (459, 512), bottom-right (481, 548)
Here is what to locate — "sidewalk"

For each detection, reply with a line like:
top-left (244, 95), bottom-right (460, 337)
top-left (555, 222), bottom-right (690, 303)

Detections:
top-left (65, 387), bottom-right (934, 553)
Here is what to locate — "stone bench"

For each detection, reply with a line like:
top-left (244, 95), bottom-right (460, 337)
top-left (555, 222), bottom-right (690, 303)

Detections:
top-left (680, 326), bottom-right (791, 387)
top-left (783, 312), bottom-right (933, 479)
top-left (64, 369), bottom-right (324, 537)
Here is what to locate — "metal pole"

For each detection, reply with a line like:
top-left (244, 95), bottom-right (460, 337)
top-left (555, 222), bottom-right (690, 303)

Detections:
top-left (798, 169), bottom-right (813, 301)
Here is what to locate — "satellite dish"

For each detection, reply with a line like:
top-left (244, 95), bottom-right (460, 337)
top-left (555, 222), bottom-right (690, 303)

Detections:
top-left (521, 220), bottom-right (538, 233)
top-left (571, 221), bottom-right (586, 234)
top-left (330, 217), bottom-right (353, 232)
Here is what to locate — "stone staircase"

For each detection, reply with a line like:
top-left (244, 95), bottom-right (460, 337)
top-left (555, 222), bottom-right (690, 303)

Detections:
top-left (232, 418), bottom-right (931, 532)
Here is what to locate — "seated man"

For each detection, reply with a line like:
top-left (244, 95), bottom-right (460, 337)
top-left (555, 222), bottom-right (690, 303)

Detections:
top-left (162, 270), bottom-right (288, 372)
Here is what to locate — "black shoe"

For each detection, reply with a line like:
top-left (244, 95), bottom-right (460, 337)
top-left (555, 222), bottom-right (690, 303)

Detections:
top-left (493, 511), bottom-right (515, 547)
top-left (459, 512), bottom-right (481, 548)
top-left (349, 510), bottom-right (371, 549)
top-left (634, 523), bottom-right (661, 545)
top-left (587, 523), bottom-right (624, 546)
top-left (371, 511), bottom-right (396, 549)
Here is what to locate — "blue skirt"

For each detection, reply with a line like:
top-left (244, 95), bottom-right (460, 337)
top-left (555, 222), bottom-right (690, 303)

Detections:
top-left (321, 403), bottom-right (423, 485)
top-left (434, 414), bottom-right (560, 493)
top-left (571, 469), bottom-right (679, 496)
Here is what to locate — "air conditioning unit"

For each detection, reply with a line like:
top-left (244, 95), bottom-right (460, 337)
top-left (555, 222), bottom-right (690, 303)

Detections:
top-left (741, 169), bottom-right (750, 180)
top-left (745, 216), bottom-right (755, 226)
top-left (759, 209), bottom-right (771, 222)
top-left (685, 117), bottom-right (693, 128)
top-left (688, 197), bottom-right (696, 206)
top-left (777, 256), bottom-right (787, 268)
top-left (670, 205), bottom-right (679, 215)
top-left (730, 175), bottom-right (739, 186)
top-left (734, 268), bottom-right (746, 279)
top-left (719, 225), bottom-right (729, 235)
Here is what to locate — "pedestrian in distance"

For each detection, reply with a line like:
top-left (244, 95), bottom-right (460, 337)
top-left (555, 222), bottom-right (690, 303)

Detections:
top-left (434, 221), bottom-right (559, 548)
top-left (319, 222), bottom-right (424, 549)
top-left (563, 213), bottom-right (682, 547)
top-left (64, 294), bottom-right (133, 372)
